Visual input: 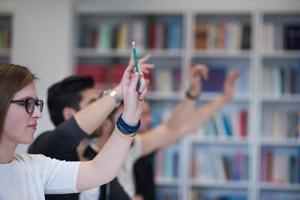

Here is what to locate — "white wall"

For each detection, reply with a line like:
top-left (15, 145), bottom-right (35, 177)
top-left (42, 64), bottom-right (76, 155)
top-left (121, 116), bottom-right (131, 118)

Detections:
top-left (11, 0), bottom-right (74, 152)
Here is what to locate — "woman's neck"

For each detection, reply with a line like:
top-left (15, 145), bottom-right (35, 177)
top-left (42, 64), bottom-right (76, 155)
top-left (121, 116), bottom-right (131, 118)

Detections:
top-left (0, 138), bottom-right (17, 164)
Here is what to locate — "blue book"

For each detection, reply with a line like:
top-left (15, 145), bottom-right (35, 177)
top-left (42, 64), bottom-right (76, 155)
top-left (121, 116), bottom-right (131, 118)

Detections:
top-left (222, 114), bottom-right (233, 138)
top-left (167, 20), bottom-right (181, 50)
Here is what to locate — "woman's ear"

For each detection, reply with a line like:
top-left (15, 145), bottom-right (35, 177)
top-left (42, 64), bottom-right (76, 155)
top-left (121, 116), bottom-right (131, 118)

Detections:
top-left (62, 107), bottom-right (77, 121)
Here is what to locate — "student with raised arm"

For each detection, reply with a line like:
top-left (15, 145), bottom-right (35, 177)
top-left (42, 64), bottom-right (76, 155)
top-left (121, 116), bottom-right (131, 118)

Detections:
top-left (0, 63), bottom-right (147, 200)
top-left (79, 64), bottom-right (240, 200)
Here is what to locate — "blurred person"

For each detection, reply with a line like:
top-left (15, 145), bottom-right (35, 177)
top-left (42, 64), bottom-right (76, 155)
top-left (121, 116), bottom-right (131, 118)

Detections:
top-left (79, 64), bottom-right (240, 200)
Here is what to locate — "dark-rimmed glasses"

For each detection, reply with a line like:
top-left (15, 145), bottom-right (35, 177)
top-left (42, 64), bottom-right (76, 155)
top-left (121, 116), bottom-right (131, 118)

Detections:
top-left (10, 97), bottom-right (44, 114)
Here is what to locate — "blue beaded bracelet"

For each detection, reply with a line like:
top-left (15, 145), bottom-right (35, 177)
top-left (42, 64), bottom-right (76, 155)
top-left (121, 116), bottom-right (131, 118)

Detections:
top-left (116, 114), bottom-right (141, 135)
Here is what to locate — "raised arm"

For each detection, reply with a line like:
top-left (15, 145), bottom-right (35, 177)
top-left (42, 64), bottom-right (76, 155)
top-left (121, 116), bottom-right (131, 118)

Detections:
top-left (177, 68), bottom-right (240, 135)
top-left (139, 64), bottom-right (209, 156)
top-left (167, 64), bottom-right (209, 131)
top-left (74, 54), bottom-right (153, 135)
top-left (76, 64), bottom-right (147, 191)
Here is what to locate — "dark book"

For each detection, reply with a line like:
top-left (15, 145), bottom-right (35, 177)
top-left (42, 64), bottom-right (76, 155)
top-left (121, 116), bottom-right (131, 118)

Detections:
top-left (284, 24), bottom-right (300, 50)
top-left (241, 23), bottom-right (251, 50)
top-left (202, 68), bottom-right (226, 92)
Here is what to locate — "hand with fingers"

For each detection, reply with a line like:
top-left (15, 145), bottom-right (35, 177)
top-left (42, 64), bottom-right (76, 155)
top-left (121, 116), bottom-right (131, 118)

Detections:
top-left (129, 53), bottom-right (154, 87)
top-left (186, 63), bottom-right (209, 100)
top-left (113, 54), bottom-right (153, 101)
top-left (121, 64), bottom-right (148, 127)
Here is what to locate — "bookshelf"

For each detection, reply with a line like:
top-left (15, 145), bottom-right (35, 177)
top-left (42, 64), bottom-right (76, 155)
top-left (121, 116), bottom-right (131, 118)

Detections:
top-left (73, 6), bottom-right (300, 200)
top-left (258, 13), bottom-right (300, 200)
top-left (0, 14), bottom-right (12, 63)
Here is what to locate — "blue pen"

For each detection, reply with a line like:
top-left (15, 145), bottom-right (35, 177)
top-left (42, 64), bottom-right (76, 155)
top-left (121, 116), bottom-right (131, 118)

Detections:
top-left (132, 41), bottom-right (141, 90)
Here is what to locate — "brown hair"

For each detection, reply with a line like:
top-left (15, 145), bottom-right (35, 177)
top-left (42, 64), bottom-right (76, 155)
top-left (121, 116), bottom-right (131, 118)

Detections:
top-left (0, 63), bottom-right (37, 135)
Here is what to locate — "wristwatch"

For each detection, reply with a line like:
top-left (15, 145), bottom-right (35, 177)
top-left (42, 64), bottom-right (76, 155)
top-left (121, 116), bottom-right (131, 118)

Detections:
top-left (103, 89), bottom-right (122, 107)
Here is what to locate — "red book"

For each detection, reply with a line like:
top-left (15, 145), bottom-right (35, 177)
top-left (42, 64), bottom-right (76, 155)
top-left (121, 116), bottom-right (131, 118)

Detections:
top-left (76, 63), bottom-right (108, 86)
top-left (239, 110), bottom-right (248, 138)
top-left (110, 64), bottom-right (126, 84)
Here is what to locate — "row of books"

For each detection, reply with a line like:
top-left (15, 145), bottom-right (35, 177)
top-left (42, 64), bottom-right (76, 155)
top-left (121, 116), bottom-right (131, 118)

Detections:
top-left (78, 18), bottom-right (182, 50)
top-left (76, 63), bottom-right (125, 89)
top-left (261, 149), bottom-right (300, 184)
top-left (152, 66), bottom-right (249, 94)
top-left (262, 109), bottom-right (300, 139)
top-left (261, 66), bottom-right (300, 95)
top-left (190, 150), bottom-right (249, 181)
top-left (155, 144), bottom-right (179, 179)
top-left (194, 22), bottom-right (251, 51)
top-left (263, 23), bottom-right (300, 51)
top-left (76, 62), bottom-right (181, 92)
top-left (153, 67), bottom-right (182, 92)
top-left (195, 110), bottom-right (248, 140)
top-left (0, 28), bottom-right (11, 50)
top-left (76, 63), bottom-right (250, 94)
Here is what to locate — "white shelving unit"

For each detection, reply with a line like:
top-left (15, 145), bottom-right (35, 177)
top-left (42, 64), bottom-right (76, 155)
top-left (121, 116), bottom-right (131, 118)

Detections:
top-left (73, 1), bottom-right (300, 199)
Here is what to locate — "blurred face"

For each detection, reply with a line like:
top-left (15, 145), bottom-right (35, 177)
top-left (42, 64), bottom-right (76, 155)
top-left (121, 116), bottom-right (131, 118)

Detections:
top-left (79, 88), bottom-right (99, 110)
top-left (2, 83), bottom-right (42, 145)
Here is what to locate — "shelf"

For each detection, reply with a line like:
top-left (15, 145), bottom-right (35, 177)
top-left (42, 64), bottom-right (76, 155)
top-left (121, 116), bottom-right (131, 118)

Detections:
top-left (146, 92), bottom-right (251, 102)
top-left (192, 50), bottom-right (252, 59)
top-left (146, 91), bottom-right (183, 101)
top-left (262, 50), bottom-right (300, 59)
top-left (201, 93), bottom-right (251, 102)
top-left (191, 138), bottom-right (249, 146)
top-left (260, 94), bottom-right (300, 103)
top-left (260, 183), bottom-right (300, 191)
top-left (155, 177), bottom-right (181, 187)
top-left (260, 139), bottom-right (300, 147)
top-left (76, 48), bottom-right (183, 58)
top-left (189, 180), bottom-right (249, 189)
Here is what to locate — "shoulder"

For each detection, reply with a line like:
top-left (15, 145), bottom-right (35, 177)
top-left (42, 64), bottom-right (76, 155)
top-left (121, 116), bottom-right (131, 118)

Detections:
top-left (14, 153), bottom-right (54, 166)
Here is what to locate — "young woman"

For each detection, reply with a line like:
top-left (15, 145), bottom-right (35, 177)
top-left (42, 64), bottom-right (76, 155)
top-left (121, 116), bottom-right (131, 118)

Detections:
top-left (0, 63), bottom-right (147, 200)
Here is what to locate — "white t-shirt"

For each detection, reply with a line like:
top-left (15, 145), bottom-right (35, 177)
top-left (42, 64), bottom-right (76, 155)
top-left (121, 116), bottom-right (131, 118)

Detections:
top-left (0, 153), bottom-right (80, 200)
top-left (80, 136), bottom-right (142, 200)
top-left (117, 136), bottom-right (142, 199)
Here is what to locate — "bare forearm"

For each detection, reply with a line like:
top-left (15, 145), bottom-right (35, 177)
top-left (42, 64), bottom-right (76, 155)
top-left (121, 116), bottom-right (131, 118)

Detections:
top-left (92, 128), bottom-right (132, 181)
top-left (178, 95), bottom-right (227, 134)
top-left (77, 128), bottom-right (133, 191)
top-left (167, 97), bottom-right (197, 131)
top-left (74, 95), bottom-right (118, 135)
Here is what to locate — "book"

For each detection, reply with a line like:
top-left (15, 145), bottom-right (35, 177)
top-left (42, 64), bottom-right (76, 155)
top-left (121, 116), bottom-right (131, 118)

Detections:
top-left (202, 68), bottom-right (226, 92)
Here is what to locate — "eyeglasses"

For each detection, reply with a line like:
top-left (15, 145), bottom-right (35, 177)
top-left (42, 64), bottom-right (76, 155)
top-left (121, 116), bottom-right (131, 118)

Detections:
top-left (10, 97), bottom-right (44, 114)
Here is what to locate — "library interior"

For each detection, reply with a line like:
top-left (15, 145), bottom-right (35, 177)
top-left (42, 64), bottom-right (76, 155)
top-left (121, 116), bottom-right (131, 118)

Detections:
top-left (0, 0), bottom-right (300, 200)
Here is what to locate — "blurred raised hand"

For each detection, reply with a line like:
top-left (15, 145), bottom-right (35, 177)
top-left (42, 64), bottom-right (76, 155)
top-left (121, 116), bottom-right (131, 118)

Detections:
top-left (221, 69), bottom-right (240, 103)
top-left (187, 63), bottom-right (209, 98)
